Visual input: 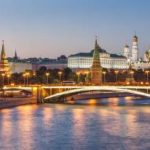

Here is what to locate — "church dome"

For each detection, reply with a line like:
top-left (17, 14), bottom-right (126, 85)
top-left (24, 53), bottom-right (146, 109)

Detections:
top-left (133, 35), bottom-right (138, 42)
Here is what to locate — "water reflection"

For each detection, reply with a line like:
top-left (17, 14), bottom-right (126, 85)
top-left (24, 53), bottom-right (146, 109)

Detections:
top-left (66, 96), bottom-right (150, 106)
top-left (72, 109), bottom-right (85, 139)
top-left (0, 103), bottom-right (150, 149)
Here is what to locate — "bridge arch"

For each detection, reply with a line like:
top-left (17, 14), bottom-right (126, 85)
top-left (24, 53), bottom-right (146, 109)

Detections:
top-left (44, 87), bottom-right (150, 102)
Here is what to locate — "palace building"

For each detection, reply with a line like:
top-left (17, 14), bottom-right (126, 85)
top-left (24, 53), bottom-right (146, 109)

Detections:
top-left (68, 35), bottom-right (150, 71)
top-left (68, 42), bottom-right (128, 70)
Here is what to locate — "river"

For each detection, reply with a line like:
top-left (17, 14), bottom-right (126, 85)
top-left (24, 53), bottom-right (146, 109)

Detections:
top-left (0, 97), bottom-right (150, 150)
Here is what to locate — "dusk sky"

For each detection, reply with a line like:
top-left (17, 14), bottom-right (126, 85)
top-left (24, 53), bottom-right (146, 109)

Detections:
top-left (0, 0), bottom-right (150, 58)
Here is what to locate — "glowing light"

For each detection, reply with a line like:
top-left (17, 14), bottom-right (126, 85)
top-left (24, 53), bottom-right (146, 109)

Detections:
top-left (88, 99), bottom-right (97, 105)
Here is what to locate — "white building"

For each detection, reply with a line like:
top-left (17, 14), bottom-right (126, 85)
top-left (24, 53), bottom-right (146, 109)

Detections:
top-left (131, 35), bottom-right (139, 62)
top-left (68, 48), bottom-right (129, 70)
top-left (123, 44), bottom-right (130, 59)
top-left (123, 35), bottom-right (139, 62)
top-left (9, 62), bottom-right (32, 73)
top-left (133, 61), bottom-right (150, 70)
top-left (122, 35), bottom-right (150, 70)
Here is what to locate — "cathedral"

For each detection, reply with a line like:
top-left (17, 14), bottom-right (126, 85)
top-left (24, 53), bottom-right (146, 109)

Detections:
top-left (123, 35), bottom-right (139, 62)
top-left (123, 35), bottom-right (150, 70)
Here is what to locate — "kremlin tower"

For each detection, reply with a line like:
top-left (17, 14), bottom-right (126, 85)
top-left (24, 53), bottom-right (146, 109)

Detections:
top-left (131, 35), bottom-right (138, 62)
top-left (91, 39), bottom-right (102, 85)
top-left (0, 41), bottom-right (10, 74)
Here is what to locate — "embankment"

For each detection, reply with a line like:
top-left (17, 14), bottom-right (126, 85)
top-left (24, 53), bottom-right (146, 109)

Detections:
top-left (0, 97), bottom-right (37, 109)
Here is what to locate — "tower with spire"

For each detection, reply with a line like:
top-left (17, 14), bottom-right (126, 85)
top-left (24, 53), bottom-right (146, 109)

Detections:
top-left (91, 38), bottom-right (102, 85)
top-left (14, 50), bottom-right (18, 61)
top-left (131, 35), bottom-right (139, 62)
top-left (0, 41), bottom-right (10, 73)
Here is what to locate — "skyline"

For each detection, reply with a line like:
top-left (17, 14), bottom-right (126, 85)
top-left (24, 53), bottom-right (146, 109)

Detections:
top-left (0, 0), bottom-right (150, 58)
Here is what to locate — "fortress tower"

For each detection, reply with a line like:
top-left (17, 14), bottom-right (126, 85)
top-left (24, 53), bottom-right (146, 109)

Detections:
top-left (0, 41), bottom-right (10, 73)
top-left (91, 39), bottom-right (102, 85)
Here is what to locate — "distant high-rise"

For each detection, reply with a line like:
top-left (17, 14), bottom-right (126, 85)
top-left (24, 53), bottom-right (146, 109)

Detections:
top-left (0, 41), bottom-right (10, 73)
top-left (91, 39), bottom-right (102, 85)
top-left (131, 35), bottom-right (138, 62)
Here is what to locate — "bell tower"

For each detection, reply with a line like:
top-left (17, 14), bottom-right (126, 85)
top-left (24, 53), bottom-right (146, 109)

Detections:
top-left (131, 35), bottom-right (138, 62)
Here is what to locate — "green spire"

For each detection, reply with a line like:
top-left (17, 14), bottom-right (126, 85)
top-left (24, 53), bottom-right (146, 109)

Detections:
top-left (1, 40), bottom-right (6, 60)
top-left (91, 38), bottom-right (102, 85)
top-left (92, 38), bottom-right (101, 67)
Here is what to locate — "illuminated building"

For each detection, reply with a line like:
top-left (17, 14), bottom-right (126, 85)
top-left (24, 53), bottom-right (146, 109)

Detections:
top-left (68, 44), bottom-right (128, 70)
top-left (0, 41), bottom-right (10, 74)
top-left (131, 35), bottom-right (139, 62)
top-left (123, 44), bottom-right (130, 60)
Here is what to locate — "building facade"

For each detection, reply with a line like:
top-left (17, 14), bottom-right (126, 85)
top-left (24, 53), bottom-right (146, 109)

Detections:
top-left (68, 48), bottom-right (128, 70)
top-left (131, 35), bottom-right (139, 62)
top-left (9, 62), bottom-right (32, 73)
top-left (123, 35), bottom-right (150, 70)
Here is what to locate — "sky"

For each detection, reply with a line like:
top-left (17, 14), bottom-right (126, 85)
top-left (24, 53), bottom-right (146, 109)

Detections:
top-left (0, 0), bottom-right (150, 58)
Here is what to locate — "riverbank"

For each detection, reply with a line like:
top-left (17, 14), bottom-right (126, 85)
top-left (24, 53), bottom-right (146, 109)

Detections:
top-left (0, 97), bottom-right (37, 109)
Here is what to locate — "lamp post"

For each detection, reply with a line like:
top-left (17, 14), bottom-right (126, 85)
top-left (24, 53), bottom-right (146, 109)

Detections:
top-left (23, 73), bottom-right (26, 85)
top-left (33, 72), bottom-right (36, 76)
top-left (145, 70), bottom-right (149, 93)
top-left (2, 73), bottom-right (5, 86)
top-left (76, 72), bottom-right (80, 84)
top-left (26, 72), bottom-right (30, 86)
top-left (102, 71), bottom-right (106, 84)
top-left (58, 71), bottom-right (62, 83)
top-left (130, 70), bottom-right (134, 78)
top-left (7, 74), bottom-right (11, 85)
top-left (114, 70), bottom-right (119, 83)
top-left (85, 71), bottom-right (89, 84)
top-left (145, 70), bottom-right (149, 83)
top-left (46, 72), bottom-right (50, 84)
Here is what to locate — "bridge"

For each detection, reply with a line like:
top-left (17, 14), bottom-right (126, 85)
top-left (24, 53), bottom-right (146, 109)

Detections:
top-left (3, 85), bottom-right (150, 103)
top-left (43, 86), bottom-right (150, 102)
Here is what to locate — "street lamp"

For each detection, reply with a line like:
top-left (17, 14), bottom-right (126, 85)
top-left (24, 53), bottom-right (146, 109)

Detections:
top-left (102, 71), bottom-right (106, 84)
top-left (45, 72), bottom-right (50, 84)
top-left (1, 73), bottom-right (5, 86)
top-left (33, 72), bottom-right (36, 76)
top-left (145, 70), bottom-right (149, 83)
top-left (76, 72), bottom-right (80, 84)
top-left (114, 70), bottom-right (119, 83)
top-left (23, 73), bottom-right (26, 85)
top-left (7, 73), bottom-right (11, 85)
top-left (130, 70), bottom-right (134, 78)
top-left (58, 71), bottom-right (62, 83)
top-left (26, 72), bottom-right (30, 85)
top-left (85, 71), bottom-right (89, 83)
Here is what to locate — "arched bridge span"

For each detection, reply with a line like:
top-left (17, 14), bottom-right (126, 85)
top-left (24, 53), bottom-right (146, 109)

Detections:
top-left (44, 86), bottom-right (150, 102)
